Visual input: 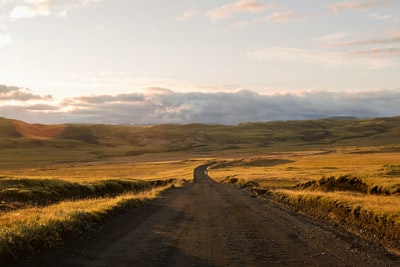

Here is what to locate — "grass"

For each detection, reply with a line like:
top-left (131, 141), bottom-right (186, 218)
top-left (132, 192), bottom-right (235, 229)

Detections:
top-left (1, 115), bottom-right (400, 258)
top-left (0, 138), bottom-right (208, 262)
top-left (270, 190), bottom-right (400, 252)
top-left (208, 148), bottom-right (400, 188)
top-left (209, 147), bottom-right (400, 253)
top-left (2, 116), bottom-right (400, 166)
top-left (0, 185), bottom-right (171, 261)
top-left (0, 178), bottom-right (152, 209)
top-left (0, 158), bottom-right (205, 182)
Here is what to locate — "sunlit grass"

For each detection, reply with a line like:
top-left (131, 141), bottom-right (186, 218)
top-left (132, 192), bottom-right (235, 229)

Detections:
top-left (0, 153), bottom-right (206, 261)
top-left (0, 185), bottom-right (170, 260)
top-left (209, 148), bottom-right (400, 189)
top-left (209, 147), bottom-right (400, 252)
top-left (0, 158), bottom-right (207, 183)
top-left (277, 189), bottom-right (400, 221)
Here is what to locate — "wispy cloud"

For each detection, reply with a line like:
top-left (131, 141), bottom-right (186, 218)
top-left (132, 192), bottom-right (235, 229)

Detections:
top-left (368, 12), bottom-right (394, 21)
top-left (329, 0), bottom-right (392, 14)
top-left (230, 9), bottom-right (305, 29)
top-left (345, 47), bottom-right (400, 57)
top-left (0, 32), bottom-right (11, 46)
top-left (332, 34), bottom-right (400, 47)
top-left (247, 44), bottom-right (400, 69)
top-left (323, 30), bottom-right (400, 68)
top-left (247, 47), bottom-right (343, 65)
top-left (175, 11), bottom-right (197, 22)
top-left (8, 0), bottom-right (101, 20)
top-left (1, 85), bottom-right (399, 124)
top-left (0, 24), bottom-right (11, 46)
top-left (206, 0), bottom-right (269, 22)
top-left (9, 3), bottom-right (50, 19)
top-left (317, 32), bottom-right (348, 43)
top-left (255, 10), bottom-right (305, 23)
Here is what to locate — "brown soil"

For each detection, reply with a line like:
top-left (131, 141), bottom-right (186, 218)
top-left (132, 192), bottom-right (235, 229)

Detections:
top-left (13, 165), bottom-right (400, 266)
top-left (12, 120), bottom-right (66, 140)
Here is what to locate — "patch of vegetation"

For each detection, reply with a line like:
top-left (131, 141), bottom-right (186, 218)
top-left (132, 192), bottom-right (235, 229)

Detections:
top-left (210, 147), bottom-right (400, 254)
top-left (381, 165), bottom-right (400, 176)
top-left (210, 158), bottom-right (293, 169)
top-left (0, 178), bottom-right (172, 211)
top-left (222, 176), bottom-right (259, 188)
top-left (296, 175), bottom-right (368, 193)
top-left (266, 190), bottom-right (400, 253)
top-left (0, 185), bottom-right (171, 263)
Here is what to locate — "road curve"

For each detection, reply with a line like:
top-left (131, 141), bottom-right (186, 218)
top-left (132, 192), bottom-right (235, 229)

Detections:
top-left (16, 164), bottom-right (400, 266)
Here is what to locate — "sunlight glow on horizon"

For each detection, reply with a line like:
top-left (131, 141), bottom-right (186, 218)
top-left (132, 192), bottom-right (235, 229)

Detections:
top-left (0, 0), bottom-right (399, 124)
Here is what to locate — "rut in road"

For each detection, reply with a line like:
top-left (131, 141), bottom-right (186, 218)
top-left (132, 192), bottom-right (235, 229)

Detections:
top-left (17, 165), bottom-right (400, 267)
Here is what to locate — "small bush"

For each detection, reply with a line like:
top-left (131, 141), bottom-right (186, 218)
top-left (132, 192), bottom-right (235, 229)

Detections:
top-left (381, 165), bottom-right (400, 176)
top-left (296, 175), bottom-right (368, 193)
top-left (222, 176), bottom-right (259, 188)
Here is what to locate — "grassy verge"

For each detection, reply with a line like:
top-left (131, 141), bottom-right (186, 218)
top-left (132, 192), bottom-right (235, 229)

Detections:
top-left (223, 177), bottom-right (400, 254)
top-left (210, 150), bottom-right (400, 255)
top-left (0, 178), bottom-right (153, 210)
top-left (0, 183), bottom-right (173, 263)
top-left (268, 190), bottom-right (400, 254)
top-left (0, 158), bottom-right (205, 182)
top-left (0, 156), bottom-right (205, 262)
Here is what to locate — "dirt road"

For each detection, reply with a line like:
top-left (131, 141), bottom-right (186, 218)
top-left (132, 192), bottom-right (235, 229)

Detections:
top-left (17, 165), bottom-right (400, 266)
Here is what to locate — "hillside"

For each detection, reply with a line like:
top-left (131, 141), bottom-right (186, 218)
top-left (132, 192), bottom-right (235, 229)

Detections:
top-left (1, 116), bottom-right (400, 166)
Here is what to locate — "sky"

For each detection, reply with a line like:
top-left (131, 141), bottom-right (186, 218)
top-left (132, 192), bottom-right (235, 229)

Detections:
top-left (0, 0), bottom-right (399, 124)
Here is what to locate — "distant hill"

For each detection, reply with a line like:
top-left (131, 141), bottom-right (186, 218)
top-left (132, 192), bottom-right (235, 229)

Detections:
top-left (1, 116), bottom-right (400, 158)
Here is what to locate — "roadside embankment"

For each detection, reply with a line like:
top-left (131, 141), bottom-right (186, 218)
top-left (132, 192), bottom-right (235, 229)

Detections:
top-left (221, 174), bottom-right (400, 256)
top-left (0, 179), bottom-right (178, 263)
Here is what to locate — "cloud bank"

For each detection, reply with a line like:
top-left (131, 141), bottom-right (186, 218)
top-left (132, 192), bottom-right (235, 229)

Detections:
top-left (0, 85), bottom-right (399, 125)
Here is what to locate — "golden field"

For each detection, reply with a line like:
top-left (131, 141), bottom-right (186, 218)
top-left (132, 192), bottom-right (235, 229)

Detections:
top-left (1, 116), bottom-right (400, 259)
top-left (208, 147), bottom-right (400, 253)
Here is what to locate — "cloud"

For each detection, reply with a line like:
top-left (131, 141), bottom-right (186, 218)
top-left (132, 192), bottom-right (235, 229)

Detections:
top-left (329, 0), bottom-right (392, 14)
top-left (345, 47), bottom-right (400, 57)
top-left (333, 35), bottom-right (400, 47)
top-left (229, 10), bottom-right (306, 29)
top-left (0, 84), bottom-right (52, 101)
top-left (368, 12), bottom-right (394, 21)
top-left (321, 30), bottom-right (400, 68)
top-left (70, 93), bottom-right (145, 105)
top-left (1, 86), bottom-right (399, 125)
top-left (26, 103), bottom-right (59, 111)
top-left (0, 24), bottom-right (12, 46)
top-left (247, 47), bottom-right (343, 65)
top-left (0, 32), bottom-right (11, 46)
top-left (255, 10), bottom-right (304, 23)
top-left (317, 32), bottom-right (348, 43)
top-left (9, 0), bottom-right (101, 20)
top-left (247, 45), bottom-right (400, 69)
top-left (10, 3), bottom-right (50, 19)
top-left (175, 11), bottom-right (197, 21)
top-left (206, 0), bottom-right (269, 22)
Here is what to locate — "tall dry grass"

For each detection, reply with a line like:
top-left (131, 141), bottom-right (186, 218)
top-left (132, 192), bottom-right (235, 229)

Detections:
top-left (0, 185), bottom-right (171, 261)
top-left (210, 148), bottom-right (400, 253)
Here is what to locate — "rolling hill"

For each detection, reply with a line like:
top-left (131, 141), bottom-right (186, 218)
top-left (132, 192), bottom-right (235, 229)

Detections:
top-left (1, 116), bottom-right (400, 166)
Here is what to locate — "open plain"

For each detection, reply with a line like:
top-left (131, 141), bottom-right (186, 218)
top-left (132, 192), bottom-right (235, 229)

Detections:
top-left (1, 117), bottom-right (400, 266)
